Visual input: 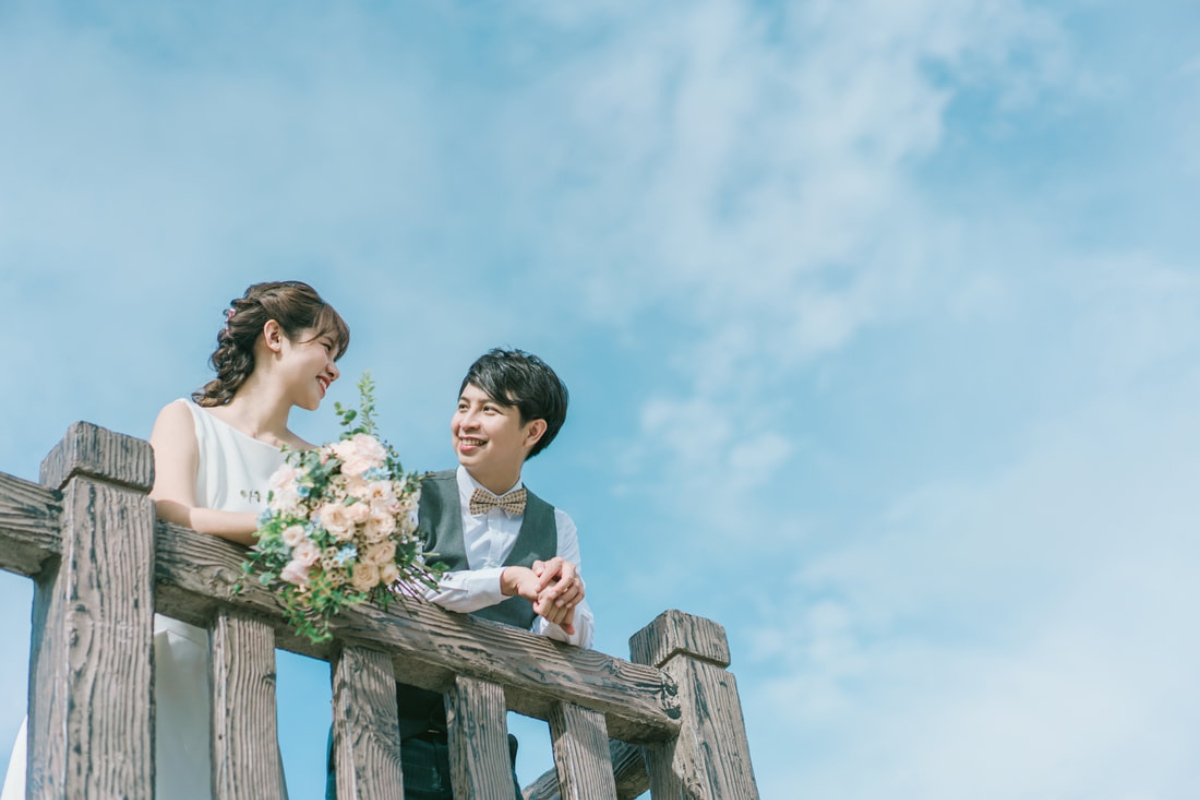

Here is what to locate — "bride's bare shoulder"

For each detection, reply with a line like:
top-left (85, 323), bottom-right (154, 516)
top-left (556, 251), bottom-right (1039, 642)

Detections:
top-left (150, 399), bottom-right (196, 443)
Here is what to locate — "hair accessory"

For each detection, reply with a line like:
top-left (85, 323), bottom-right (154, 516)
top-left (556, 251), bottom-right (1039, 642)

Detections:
top-left (221, 307), bottom-right (236, 338)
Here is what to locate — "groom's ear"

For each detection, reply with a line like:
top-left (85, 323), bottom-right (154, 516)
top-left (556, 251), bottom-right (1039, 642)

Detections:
top-left (522, 418), bottom-right (548, 454)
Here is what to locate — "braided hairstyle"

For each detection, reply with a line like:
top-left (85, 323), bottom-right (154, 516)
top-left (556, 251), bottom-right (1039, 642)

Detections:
top-left (193, 281), bottom-right (350, 407)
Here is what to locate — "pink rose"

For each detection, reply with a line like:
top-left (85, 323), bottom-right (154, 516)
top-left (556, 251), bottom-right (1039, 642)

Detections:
top-left (338, 434), bottom-right (388, 477)
top-left (269, 465), bottom-right (301, 492)
top-left (293, 540), bottom-right (321, 567)
top-left (282, 525), bottom-right (306, 547)
top-left (280, 559), bottom-right (310, 586)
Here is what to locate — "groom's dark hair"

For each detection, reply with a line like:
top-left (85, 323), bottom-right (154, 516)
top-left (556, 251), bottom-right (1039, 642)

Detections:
top-left (461, 348), bottom-right (569, 459)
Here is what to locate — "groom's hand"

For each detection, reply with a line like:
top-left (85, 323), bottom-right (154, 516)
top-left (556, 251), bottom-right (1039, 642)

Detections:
top-left (503, 564), bottom-right (578, 635)
top-left (500, 566), bottom-right (541, 603)
top-left (532, 558), bottom-right (585, 610)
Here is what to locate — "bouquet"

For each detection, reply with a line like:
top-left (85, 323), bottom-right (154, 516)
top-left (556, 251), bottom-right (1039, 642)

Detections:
top-left (241, 372), bottom-right (442, 643)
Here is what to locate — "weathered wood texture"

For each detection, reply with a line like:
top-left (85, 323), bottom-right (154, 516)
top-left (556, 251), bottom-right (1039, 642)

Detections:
top-left (1, 423), bottom-right (761, 800)
top-left (447, 675), bottom-right (513, 800)
top-left (27, 468), bottom-right (156, 799)
top-left (630, 612), bottom-right (759, 800)
top-left (210, 609), bottom-right (287, 800)
top-left (0, 471), bottom-right (61, 577)
top-left (40, 420), bottom-right (155, 492)
top-left (524, 739), bottom-right (648, 800)
top-left (629, 610), bottom-right (730, 670)
top-left (331, 646), bottom-right (405, 800)
top-left (549, 703), bottom-right (619, 800)
top-left (154, 520), bottom-right (680, 743)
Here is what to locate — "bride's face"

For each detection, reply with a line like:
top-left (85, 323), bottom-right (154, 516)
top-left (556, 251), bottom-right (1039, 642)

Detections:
top-left (276, 326), bottom-right (341, 411)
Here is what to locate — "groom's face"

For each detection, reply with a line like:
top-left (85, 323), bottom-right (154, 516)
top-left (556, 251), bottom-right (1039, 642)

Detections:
top-left (452, 383), bottom-right (537, 478)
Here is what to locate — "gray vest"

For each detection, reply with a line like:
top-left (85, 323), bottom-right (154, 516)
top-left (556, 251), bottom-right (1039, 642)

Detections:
top-left (396, 469), bottom-right (559, 737)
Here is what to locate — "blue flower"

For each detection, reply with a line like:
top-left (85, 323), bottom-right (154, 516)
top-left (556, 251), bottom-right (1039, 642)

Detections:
top-left (362, 467), bottom-right (391, 481)
top-left (257, 508), bottom-right (273, 525)
top-left (297, 484), bottom-right (312, 497)
top-left (334, 545), bottom-right (357, 566)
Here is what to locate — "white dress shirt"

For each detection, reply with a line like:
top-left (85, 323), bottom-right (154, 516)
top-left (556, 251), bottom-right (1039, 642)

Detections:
top-left (422, 466), bottom-right (594, 648)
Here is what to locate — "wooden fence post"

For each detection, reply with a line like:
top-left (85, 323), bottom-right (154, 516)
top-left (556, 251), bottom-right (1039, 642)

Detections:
top-left (446, 675), bottom-right (512, 800)
top-left (548, 702), bottom-right (618, 800)
top-left (27, 422), bottom-right (157, 799)
top-left (331, 646), bottom-right (405, 800)
top-left (629, 610), bottom-right (759, 800)
top-left (210, 608), bottom-right (286, 799)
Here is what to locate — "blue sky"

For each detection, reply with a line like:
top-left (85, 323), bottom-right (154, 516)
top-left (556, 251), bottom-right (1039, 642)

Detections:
top-left (2, 0), bottom-right (1199, 797)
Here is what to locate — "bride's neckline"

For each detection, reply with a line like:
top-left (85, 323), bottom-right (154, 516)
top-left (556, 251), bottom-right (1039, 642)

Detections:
top-left (190, 401), bottom-right (287, 451)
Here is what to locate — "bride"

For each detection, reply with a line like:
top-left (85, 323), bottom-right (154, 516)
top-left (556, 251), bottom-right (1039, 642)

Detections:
top-left (1, 280), bottom-right (349, 800)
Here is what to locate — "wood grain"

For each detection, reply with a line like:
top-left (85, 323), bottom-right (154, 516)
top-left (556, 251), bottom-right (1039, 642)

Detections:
top-left (210, 609), bottom-right (287, 800)
top-left (0, 471), bottom-right (62, 577)
top-left (40, 421), bottom-right (155, 492)
top-left (628, 610), bottom-right (730, 670)
top-left (631, 614), bottom-right (759, 800)
top-left (447, 675), bottom-right (513, 800)
top-left (27, 476), bottom-right (156, 799)
top-left (523, 739), bottom-right (648, 800)
top-left (549, 703), bottom-right (618, 800)
top-left (154, 520), bottom-right (680, 743)
top-left (332, 646), bottom-right (404, 800)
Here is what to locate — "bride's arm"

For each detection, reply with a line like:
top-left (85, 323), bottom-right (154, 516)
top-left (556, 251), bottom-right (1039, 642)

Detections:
top-left (148, 401), bottom-right (258, 546)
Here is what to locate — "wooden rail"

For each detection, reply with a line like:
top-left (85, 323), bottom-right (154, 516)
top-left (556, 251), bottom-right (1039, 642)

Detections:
top-left (0, 421), bottom-right (760, 799)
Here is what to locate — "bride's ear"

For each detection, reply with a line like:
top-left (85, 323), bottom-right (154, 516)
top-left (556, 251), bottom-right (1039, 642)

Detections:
top-left (262, 319), bottom-right (285, 354)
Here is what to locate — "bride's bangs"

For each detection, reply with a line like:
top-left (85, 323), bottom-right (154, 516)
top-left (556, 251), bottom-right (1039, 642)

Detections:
top-left (312, 303), bottom-right (351, 360)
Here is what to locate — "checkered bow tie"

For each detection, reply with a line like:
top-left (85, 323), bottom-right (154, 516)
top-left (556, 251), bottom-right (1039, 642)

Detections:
top-left (469, 486), bottom-right (527, 517)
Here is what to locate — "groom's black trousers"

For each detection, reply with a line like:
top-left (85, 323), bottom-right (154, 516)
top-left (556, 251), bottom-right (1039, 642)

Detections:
top-left (325, 725), bottom-right (522, 799)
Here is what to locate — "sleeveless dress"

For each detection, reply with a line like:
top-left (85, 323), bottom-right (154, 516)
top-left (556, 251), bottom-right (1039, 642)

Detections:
top-left (1, 400), bottom-right (288, 800)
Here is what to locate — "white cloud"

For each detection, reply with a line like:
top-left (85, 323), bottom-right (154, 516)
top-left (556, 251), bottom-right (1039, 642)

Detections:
top-left (741, 371), bottom-right (1200, 798)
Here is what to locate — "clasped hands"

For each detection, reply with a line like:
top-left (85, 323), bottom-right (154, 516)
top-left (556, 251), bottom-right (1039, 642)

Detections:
top-left (500, 556), bottom-right (584, 635)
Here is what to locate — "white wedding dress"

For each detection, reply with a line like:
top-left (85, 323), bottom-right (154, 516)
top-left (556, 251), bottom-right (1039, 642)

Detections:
top-left (1, 400), bottom-right (287, 800)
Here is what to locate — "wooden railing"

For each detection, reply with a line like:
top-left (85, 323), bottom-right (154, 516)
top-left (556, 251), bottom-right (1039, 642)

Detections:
top-left (0, 422), bottom-right (759, 799)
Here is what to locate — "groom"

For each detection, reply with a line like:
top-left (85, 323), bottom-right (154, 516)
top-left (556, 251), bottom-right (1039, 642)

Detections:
top-left (327, 348), bottom-right (593, 800)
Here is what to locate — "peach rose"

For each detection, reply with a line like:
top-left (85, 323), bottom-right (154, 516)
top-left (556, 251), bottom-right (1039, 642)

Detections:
top-left (345, 501), bottom-right (371, 525)
top-left (379, 562), bottom-right (400, 585)
top-left (351, 562), bottom-right (380, 592)
top-left (366, 512), bottom-right (397, 539)
top-left (364, 541), bottom-right (396, 567)
top-left (344, 475), bottom-right (370, 500)
top-left (319, 503), bottom-right (355, 542)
